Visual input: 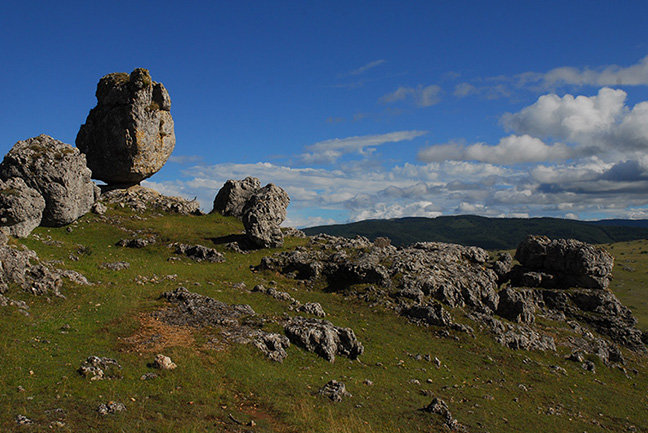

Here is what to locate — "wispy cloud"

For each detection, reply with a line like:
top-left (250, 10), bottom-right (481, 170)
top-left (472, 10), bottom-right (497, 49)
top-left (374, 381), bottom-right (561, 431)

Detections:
top-left (347, 59), bottom-right (386, 76)
top-left (169, 155), bottom-right (204, 164)
top-left (516, 55), bottom-right (648, 89)
top-left (301, 130), bottom-right (428, 164)
top-left (380, 84), bottom-right (442, 107)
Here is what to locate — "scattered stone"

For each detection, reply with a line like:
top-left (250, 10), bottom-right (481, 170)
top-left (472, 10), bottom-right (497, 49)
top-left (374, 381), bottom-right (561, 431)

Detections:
top-left (422, 397), bottom-right (465, 431)
top-left (99, 261), bottom-right (130, 271)
top-left (318, 380), bottom-right (351, 402)
top-left (297, 302), bottom-right (326, 317)
top-left (0, 134), bottom-right (97, 226)
top-left (171, 243), bottom-right (225, 263)
top-left (76, 68), bottom-right (175, 185)
top-left (582, 360), bottom-right (596, 372)
top-left (78, 356), bottom-right (122, 380)
top-left (512, 235), bottom-right (614, 290)
top-left (284, 316), bottom-right (364, 362)
top-left (140, 372), bottom-right (158, 380)
top-left (91, 201), bottom-right (107, 215)
top-left (242, 184), bottom-right (290, 248)
top-left (117, 237), bottom-right (155, 248)
top-left (211, 176), bottom-right (261, 218)
top-left (97, 401), bottom-right (126, 415)
top-left (101, 186), bottom-right (201, 215)
top-left (61, 270), bottom-right (92, 286)
top-left (282, 227), bottom-right (307, 238)
top-left (0, 177), bottom-right (45, 237)
top-left (152, 354), bottom-right (177, 370)
top-left (363, 379), bottom-right (374, 386)
top-left (15, 414), bottom-right (33, 425)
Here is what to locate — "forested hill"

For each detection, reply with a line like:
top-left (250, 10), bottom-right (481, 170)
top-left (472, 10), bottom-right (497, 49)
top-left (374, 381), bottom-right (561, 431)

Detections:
top-left (303, 215), bottom-right (648, 250)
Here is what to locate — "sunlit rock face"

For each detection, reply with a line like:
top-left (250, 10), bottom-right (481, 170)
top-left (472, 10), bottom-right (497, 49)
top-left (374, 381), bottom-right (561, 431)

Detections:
top-left (76, 68), bottom-right (175, 186)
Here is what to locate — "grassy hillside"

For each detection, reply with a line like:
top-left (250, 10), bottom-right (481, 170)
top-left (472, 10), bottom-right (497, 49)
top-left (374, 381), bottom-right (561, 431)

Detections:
top-left (303, 215), bottom-right (648, 249)
top-left (0, 205), bottom-right (647, 432)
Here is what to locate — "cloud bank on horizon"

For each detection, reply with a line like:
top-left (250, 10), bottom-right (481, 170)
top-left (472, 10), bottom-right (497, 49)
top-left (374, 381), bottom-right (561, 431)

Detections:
top-left (147, 55), bottom-right (648, 228)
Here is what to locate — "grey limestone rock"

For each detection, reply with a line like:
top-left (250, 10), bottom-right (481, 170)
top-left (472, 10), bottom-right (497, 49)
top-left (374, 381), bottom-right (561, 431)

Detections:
top-left (252, 331), bottom-right (291, 362)
top-left (242, 183), bottom-right (290, 248)
top-left (422, 397), bottom-right (465, 431)
top-left (171, 243), bottom-right (225, 263)
top-left (97, 401), bottom-right (126, 415)
top-left (496, 287), bottom-right (536, 324)
top-left (0, 134), bottom-right (97, 226)
top-left (297, 302), bottom-right (326, 317)
top-left (0, 177), bottom-right (45, 237)
top-left (78, 356), bottom-right (122, 380)
top-left (159, 287), bottom-right (255, 328)
top-left (0, 244), bottom-right (63, 297)
top-left (211, 176), bottom-right (261, 217)
top-left (513, 235), bottom-right (614, 290)
top-left (284, 316), bottom-right (364, 362)
top-left (101, 185), bottom-right (201, 215)
top-left (152, 354), bottom-right (177, 370)
top-left (76, 68), bottom-right (175, 185)
top-left (318, 380), bottom-right (352, 401)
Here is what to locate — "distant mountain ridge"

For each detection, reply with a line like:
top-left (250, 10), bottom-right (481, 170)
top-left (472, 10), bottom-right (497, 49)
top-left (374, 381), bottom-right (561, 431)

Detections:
top-left (303, 215), bottom-right (648, 250)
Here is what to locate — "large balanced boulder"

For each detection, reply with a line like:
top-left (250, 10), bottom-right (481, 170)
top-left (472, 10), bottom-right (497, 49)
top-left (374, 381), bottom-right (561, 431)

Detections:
top-left (211, 176), bottom-right (261, 217)
top-left (0, 177), bottom-right (45, 237)
top-left (76, 68), bottom-right (175, 185)
top-left (241, 184), bottom-right (290, 248)
top-left (511, 235), bottom-right (614, 290)
top-left (0, 135), bottom-right (97, 227)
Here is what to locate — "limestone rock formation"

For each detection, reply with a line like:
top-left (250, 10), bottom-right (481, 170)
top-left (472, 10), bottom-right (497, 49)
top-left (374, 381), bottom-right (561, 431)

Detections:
top-left (512, 235), bottom-right (614, 290)
top-left (0, 177), bottom-right (45, 237)
top-left (284, 316), bottom-right (364, 362)
top-left (76, 68), bottom-right (175, 185)
top-left (242, 184), bottom-right (290, 248)
top-left (0, 135), bottom-right (97, 227)
top-left (211, 176), bottom-right (261, 217)
top-left (101, 185), bottom-right (201, 215)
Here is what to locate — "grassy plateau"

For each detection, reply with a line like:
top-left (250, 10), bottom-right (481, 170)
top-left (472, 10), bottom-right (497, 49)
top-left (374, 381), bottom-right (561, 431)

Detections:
top-left (1, 204), bottom-right (647, 432)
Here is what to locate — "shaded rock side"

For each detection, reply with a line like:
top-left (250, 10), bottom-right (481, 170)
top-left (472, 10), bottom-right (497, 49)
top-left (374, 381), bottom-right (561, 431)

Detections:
top-left (0, 134), bottom-right (97, 226)
top-left (513, 235), bottom-right (614, 290)
top-left (211, 176), bottom-right (261, 217)
top-left (0, 177), bottom-right (45, 237)
top-left (76, 68), bottom-right (175, 185)
top-left (284, 316), bottom-right (364, 362)
top-left (242, 183), bottom-right (290, 248)
top-left (0, 244), bottom-right (63, 297)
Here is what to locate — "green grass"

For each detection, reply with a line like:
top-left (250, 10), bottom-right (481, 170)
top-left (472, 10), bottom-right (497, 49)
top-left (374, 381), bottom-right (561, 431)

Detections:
top-left (0, 206), bottom-right (647, 432)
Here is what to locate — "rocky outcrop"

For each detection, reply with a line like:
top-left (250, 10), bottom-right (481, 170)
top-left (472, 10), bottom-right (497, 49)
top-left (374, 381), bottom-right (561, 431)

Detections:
top-left (511, 235), bottom-right (614, 290)
top-left (101, 185), bottom-right (201, 215)
top-left (259, 235), bottom-right (499, 313)
top-left (422, 397), bottom-right (465, 432)
top-left (0, 135), bottom-right (97, 227)
top-left (171, 243), bottom-right (225, 263)
top-left (401, 302), bottom-right (473, 333)
top-left (284, 316), bottom-right (364, 362)
top-left (0, 244), bottom-right (63, 297)
top-left (76, 68), bottom-right (175, 185)
top-left (496, 287), bottom-right (536, 324)
top-left (538, 288), bottom-right (645, 351)
top-left (158, 287), bottom-right (255, 327)
top-left (242, 184), bottom-right (290, 248)
top-left (211, 176), bottom-right (261, 217)
top-left (0, 177), bottom-right (45, 237)
top-left (252, 332), bottom-right (291, 363)
top-left (212, 178), bottom-right (291, 248)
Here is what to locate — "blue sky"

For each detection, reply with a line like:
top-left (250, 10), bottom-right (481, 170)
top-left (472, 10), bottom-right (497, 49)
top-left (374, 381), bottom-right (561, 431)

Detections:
top-left (3, 1), bottom-right (648, 227)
